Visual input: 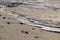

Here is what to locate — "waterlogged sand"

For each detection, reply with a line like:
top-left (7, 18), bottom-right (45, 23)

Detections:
top-left (0, 0), bottom-right (60, 40)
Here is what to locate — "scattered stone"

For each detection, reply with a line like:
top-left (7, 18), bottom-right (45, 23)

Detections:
top-left (21, 30), bottom-right (31, 34)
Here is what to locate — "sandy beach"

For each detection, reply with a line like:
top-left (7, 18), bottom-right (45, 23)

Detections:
top-left (0, 0), bottom-right (60, 40)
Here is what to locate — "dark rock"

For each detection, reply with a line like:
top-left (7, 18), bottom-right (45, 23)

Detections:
top-left (19, 22), bottom-right (24, 24)
top-left (3, 17), bottom-right (6, 19)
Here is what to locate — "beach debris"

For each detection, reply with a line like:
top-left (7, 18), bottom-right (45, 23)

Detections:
top-left (21, 30), bottom-right (39, 36)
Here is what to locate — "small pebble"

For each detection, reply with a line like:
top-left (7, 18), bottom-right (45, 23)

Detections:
top-left (6, 22), bottom-right (10, 24)
top-left (3, 17), bottom-right (6, 19)
top-left (0, 15), bottom-right (2, 16)
top-left (0, 26), bottom-right (4, 28)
